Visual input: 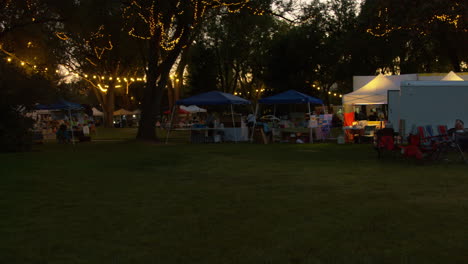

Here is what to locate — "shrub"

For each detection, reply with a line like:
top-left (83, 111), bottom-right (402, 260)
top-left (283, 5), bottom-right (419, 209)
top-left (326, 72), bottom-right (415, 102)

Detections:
top-left (0, 107), bottom-right (34, 152)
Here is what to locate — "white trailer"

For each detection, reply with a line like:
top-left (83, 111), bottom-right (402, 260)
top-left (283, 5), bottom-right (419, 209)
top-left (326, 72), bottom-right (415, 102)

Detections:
top-left (391, 81), bottom-right (468, 136)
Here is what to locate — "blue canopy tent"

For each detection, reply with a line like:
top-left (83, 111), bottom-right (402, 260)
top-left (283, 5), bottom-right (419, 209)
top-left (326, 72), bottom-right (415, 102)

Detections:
top-left (35, 100), bottom-right (84, 111)
top-left (254, 90), bottom-right (324, 143)
top-left (176, 91), bottom-right (251, 106)
top-left (166, 91), bottom-right (251, 143)
top-left (258, 90), bottom-right (323, 105)
top-left (35, 100), bottom-right (84, 144)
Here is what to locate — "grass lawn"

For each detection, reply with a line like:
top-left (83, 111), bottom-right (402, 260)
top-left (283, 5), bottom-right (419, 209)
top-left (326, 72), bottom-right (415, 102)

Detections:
top-left (1, 129), bottom-right (468, 263)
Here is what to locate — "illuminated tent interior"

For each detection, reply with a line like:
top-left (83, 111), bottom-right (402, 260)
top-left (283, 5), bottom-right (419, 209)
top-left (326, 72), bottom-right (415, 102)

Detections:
top-left (343, 74), bottom-right (399, 105)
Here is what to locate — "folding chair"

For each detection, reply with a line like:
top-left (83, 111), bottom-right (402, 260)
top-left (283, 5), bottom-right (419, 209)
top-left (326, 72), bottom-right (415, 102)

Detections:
top-left (360, 125), bottom-right (376, 143)
top-left (375, 128), bottom-right (398, 159)
top-left (436, 125), bottom-right (467, 163)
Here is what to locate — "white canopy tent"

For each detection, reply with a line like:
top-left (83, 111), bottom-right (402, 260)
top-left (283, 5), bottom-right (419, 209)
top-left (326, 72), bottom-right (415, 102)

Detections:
top-left (180, 105), bottom-right (207, 113)
top-left (441, 71), bottom-right (464, 81)
top-left (92, 107), bottom-right (104, 117)
top-left (343, 74), bottom-right (400, 105)
top-left (113, 109), bottom-right (133, 116)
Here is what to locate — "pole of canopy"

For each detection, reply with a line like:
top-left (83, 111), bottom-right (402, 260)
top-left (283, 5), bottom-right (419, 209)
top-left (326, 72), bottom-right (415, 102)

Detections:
top-left (308, 103), bottom-right (313, 144)
top-left (68, 107), bottom-right (75, 145)
top-left (273, 104), bottom-right (276, 117)
top-left (249, 103), bottom-right (259, 142)
top-left (230, 104), bottom-right (237, 143)
top-left (165, 104), bottom-right (177, 144)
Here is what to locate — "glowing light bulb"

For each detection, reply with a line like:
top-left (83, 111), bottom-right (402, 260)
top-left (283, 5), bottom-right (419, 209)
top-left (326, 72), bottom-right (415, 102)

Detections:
top-left (7, 58), bottom-right (12, 62)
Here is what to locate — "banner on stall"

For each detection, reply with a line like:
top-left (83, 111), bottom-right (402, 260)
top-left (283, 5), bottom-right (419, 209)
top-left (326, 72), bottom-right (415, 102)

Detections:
top-left (309, 115), bottom-right (318, 128)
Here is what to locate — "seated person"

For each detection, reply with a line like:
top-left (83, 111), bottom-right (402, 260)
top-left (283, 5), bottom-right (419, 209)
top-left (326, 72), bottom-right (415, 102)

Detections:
top-left (368, 111), bottom-right (378, 121)
top-left (246, 113), bottom-right (256, 127)
top-left (56, 124), bottom-right (71, 143)
top-left (452, 119), bottom-right (468, 152)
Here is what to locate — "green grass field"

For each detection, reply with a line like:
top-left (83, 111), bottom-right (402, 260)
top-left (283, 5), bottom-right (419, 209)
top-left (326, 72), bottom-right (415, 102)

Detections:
top-left (1, 129), bottom-right (468, 263)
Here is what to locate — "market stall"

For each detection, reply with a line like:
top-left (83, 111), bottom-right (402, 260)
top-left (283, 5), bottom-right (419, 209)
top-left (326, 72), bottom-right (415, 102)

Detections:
top-left (254, 90), bottom-right (324, 143)
top-left (35, 100), bottom-right (85, 144)
top-left (165, 91), bottom-right (251, 143)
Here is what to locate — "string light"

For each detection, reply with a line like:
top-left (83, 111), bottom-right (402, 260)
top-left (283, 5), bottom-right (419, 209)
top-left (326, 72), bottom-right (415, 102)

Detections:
top-left (0, 48), bottom-right (147, 98)
top-left (367, 11), bottom-right (466, 37)
top-left (124, 0), bottom-right (260, 51)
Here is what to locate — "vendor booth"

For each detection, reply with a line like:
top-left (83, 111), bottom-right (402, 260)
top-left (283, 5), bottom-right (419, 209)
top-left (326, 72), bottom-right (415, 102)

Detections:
top-left (35, 100), bottom-right (87, 143)
top-left (255, 90), bottom-right (324, 143)
top-left (342, 74), bottom-right (417, 142)
top-left (165, 91), bottom-right (251, 143)
top-left (113, 109), bottom-right (139, 127)
top-left (345, 71), bottom-right (468, 142)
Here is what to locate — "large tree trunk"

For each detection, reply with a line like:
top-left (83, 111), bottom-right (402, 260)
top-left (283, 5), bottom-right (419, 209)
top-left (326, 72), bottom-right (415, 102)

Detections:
top-left (137, 40), bottom-right (160, 141)
top-left (137, 25), bottom-right (191, 141)
top-left (167, 80), bottom-right (174, 109)
top-left (174, 46), bottom-right (190, 101)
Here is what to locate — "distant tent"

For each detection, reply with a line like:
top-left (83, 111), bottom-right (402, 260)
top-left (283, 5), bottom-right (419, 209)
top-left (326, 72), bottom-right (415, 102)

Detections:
top-left (180, 105), bottom-right (207, 113)
top-left (113, 109), bottom-right (133, 116)
top-left (92, 107), bottom-right (104, 117)
top-left (343, 73), bottom-right (400, 105)
top-left (163, 108), bottom-right (190, 114)
top-left (441, 71), bottom-right (464, 81)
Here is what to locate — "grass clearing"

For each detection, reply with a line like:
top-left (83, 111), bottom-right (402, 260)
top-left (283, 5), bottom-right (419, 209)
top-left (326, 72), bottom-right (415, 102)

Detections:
top-left (1, 130), bottom-right (468, 263)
